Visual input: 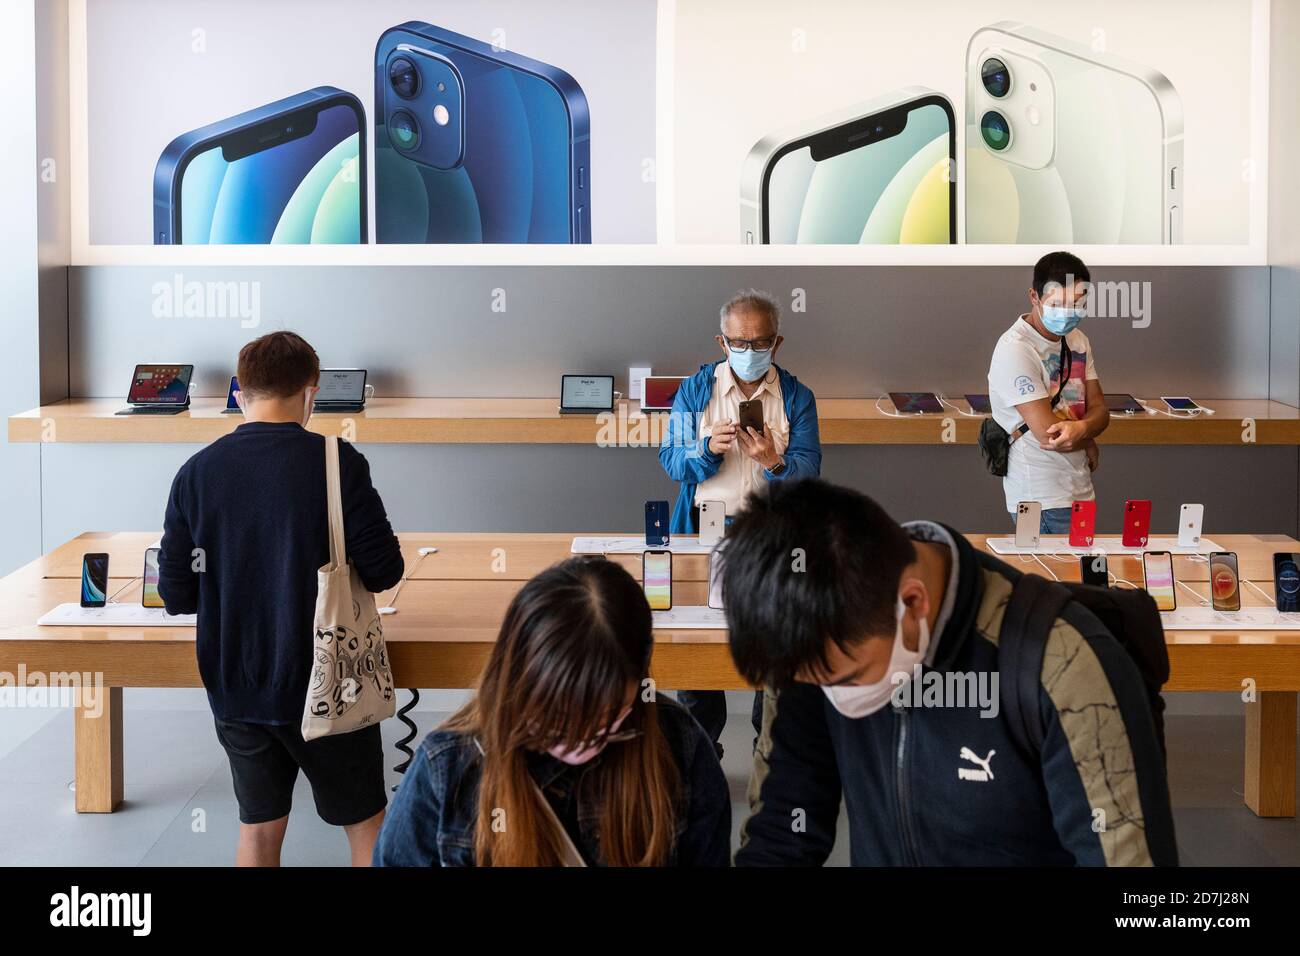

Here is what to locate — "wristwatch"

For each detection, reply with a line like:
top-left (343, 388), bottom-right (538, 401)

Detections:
top-left (768, 456), bottom-right (787, 476)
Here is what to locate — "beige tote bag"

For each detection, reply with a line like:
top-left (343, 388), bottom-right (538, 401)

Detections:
top-left (301, 436), bottom-right (396, 741)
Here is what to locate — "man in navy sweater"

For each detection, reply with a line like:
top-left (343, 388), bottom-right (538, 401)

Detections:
top-left (159, 332), bottom-right (404, 866)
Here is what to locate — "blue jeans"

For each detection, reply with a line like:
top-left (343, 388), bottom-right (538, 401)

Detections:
top-left (1010, 507), bottom-right (1072, 534)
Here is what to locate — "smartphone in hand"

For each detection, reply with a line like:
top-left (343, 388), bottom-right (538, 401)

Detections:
top-left (738, 399), bottom-right (764, 436)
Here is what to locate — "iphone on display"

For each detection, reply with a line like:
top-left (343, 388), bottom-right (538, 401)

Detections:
top-left (1141, 551), bottom-right (1177, 612)
top-left (1209, 552), bottom-right (1241, 612)
top-left (1122, 500), bottom-right (1152, 548)
top-left (645, 500), bottom-right (670, 547)
top-left (80, 553), bottom-right (109, 609)
top-left (742, 87), bottom-right (955, 245)
top-left (142, 548), bottom-right (164, 609)
top-left (1178, 503), bottom-right (1204, 548)
top-left (1069, 500), bottom-right (1096, 548)
top-left (1274, 553), bottom-right (1300, 613)
top-left (708, 548), bottom-right (725, 610)
top-left (1080, 554), bottom-right (1109, 588)
top-left (698, 500), bottom-right (725, 547)
top-left (965, 22), bottom-right (1182, 244)
top-left (1015, 501), bottom-right (1041, 549)
top-left (642, 550), bottom-right (673, 611)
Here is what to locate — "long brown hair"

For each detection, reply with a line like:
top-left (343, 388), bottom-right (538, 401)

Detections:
top-left (444, 557), bottom-right (680, 866)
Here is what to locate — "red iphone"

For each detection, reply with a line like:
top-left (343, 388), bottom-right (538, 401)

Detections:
top-left (1122, 499), bottom-right (1152, 548)
top-left (1069, 500), bottom-right (1096, 548)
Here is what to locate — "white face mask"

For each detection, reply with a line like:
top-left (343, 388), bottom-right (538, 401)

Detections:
top-left (822, 598), bottom-right (930, 719)
top-left (301, 389), bottom-right (314, 426)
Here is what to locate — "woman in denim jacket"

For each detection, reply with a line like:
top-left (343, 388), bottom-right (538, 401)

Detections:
top-left (374, 557), bottom-right (731, 866)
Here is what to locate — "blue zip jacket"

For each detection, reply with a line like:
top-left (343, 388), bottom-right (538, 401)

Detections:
top-left (658, 361), bottom-right (822, 534)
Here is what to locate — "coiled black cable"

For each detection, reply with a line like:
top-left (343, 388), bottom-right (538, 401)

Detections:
top-left (392, 688), bottom-right (420, 790)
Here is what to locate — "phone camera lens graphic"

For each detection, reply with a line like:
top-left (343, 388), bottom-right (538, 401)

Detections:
top-left (433, 103), bottom-right (450, 127)
top-left (390, 111), bottom-right (420, 151)
top-left (980, 111), bottom-right (1011, 151)
top-left (389, 56), bottom-right (420, 99)
top-left (981, 57), bottom-right (1011, 97)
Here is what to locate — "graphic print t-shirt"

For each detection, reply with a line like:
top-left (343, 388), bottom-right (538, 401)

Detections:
top-left (988, 317), bottom-right (1098, 512)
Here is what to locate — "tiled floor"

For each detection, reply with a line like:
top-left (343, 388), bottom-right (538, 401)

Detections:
top-left (0, 692), bottom-right (1295, 866)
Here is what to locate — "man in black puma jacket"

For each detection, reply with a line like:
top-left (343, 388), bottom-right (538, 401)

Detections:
top-left (721, 478), bottom-right (1176, 866)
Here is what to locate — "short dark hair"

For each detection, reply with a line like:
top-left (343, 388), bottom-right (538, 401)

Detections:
top-left (236, 331), bottom-right (320, 399)
top-left (720, 478), bottom-right (917, 689)
top-left (1032, 251), bottom-right (1090, 297)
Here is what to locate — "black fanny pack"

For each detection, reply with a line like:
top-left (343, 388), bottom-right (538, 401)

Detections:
top-left (978, 339), bottom-right (1071, 477)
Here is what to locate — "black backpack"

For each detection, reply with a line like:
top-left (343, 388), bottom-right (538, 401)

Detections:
top-left (998, 571), bottom-right (1169, 760)
top-left (978, 338), bottom-right (1071, 476)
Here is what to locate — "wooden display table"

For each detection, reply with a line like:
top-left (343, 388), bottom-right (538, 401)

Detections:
top-left (10, 397), bottom-right (1300, 445)
top-left (0, 531), bottom-right (1295, 817)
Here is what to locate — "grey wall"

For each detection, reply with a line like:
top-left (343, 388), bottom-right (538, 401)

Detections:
top-left (0, 3), bottom-right (44, 577)
top-left (38, 441), bottom-right (1298, 547)
top-left (70, 265), bottom-right (1270, 400)
top-left (36, 260), bottom-right (1296, 543)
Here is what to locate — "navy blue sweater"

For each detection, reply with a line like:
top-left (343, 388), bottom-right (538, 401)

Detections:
top-left (158, 422), bottom-right (404, 724)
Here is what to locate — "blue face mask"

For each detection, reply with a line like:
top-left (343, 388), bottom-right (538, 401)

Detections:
top-left (1040, 304), bottom-right (1085, 336)
top-left (727, 348), bottom-right (773, 383)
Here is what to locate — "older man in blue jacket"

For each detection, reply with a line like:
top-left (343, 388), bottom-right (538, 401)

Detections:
top-left (659, 289), bottom-right (822, 752)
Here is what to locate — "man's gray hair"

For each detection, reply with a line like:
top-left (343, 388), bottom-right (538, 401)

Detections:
top-left (719, 289), bottom-right (781, 335)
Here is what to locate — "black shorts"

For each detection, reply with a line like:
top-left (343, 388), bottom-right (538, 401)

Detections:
top-left (213, 717), bottom-right (387, 826)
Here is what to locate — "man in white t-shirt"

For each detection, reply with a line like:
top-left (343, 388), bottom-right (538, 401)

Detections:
top-left (988, 252), bottom-right (1110, 534)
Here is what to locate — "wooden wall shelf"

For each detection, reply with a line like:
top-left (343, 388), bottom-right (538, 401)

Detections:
top-left (10, 397), bottom-right (1300, 446)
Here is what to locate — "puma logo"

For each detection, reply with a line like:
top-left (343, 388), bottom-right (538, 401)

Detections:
top-left (958, 746), bottom-right (996, 782)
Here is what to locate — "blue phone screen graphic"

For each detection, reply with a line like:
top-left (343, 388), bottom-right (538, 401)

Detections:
top-left (767, 102), bottom-right (950, 244)
top-left (375, 25), bottom-right (586, 243)
top-left (177, 104), bottom-right (360, 244)
top-left (82, 560), bottom-right (106, 605)
top-left (1280, 559), bottom-right (1300, 613)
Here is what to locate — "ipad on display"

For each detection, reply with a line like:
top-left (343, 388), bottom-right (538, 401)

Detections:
top-left (889, 391), bottom-right (944, 414)
top-left (127, 364), bottom-right (193, 405)
top-left (1105, 393), bottom-right (1147, 414)
top-left (641, 376), bottom-right (685, 412)
top-left (559, 375), bottom-right (615, 414)
top-left (316, 369), bottom-right (367, 405)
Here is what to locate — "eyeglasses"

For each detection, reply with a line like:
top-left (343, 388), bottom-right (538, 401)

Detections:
top-left (724, 335), bottom-right (777, 353)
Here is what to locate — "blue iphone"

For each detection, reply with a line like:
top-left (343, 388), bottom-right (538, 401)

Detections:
top-left (373, 22), bottom-right (590, 243)
top-left (645, 500), bottom-right (670, 547)
top-left (154, 87), bottom-right (366, 244)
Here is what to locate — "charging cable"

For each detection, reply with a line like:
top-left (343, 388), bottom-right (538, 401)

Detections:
top-left (937, 395), bottom-right (986, 418)
top-left (379, 545), bottom-right (439, 615)
top-left (375, 543), bottom-right (439, 785)
top-left (106, 575), bottom-right (142, 606)
top-left (1150, 401), bottom-right (1216, 418)
top-left (1176, 580), bottom-right (1209, 607)
top-left (1030, 554), bottom-right (1060, 581)
top-left (1242, 579), bottom-right (1274, 605)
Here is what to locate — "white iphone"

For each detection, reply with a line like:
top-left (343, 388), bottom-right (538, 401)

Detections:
top-left (965, 22), bottom-right (1182, 244)
top-left (1178, 503), bottom-right (1204, 548)
top-left (698, 500), bottom-right (726, 547)
top-left (1015, 501), bottom-right (1042, 549)
top-left (707, 547), bottom-right (725, 610)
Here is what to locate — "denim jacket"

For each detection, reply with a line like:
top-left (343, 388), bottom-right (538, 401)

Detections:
top-left (374, 696), bottom-right (732, 866)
